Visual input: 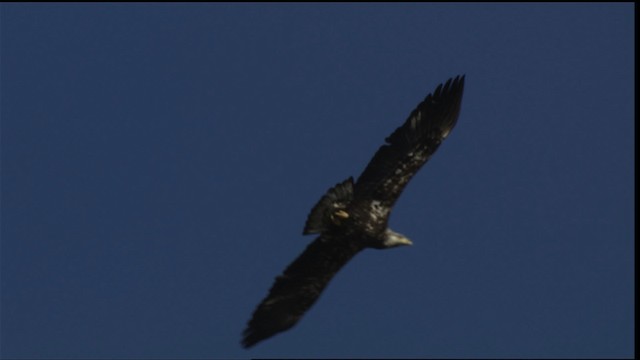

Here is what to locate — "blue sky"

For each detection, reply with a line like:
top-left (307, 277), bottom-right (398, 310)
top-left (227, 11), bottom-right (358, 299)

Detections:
top-left (1, 3), bottom-right (634, 359)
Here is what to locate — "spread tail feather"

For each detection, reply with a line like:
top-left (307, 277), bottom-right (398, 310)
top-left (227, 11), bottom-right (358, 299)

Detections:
top-left (303, 177), bottom-right (354, 235)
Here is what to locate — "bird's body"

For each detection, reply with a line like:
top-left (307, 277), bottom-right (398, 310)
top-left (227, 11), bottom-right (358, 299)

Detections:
top-left (242, 76), bottom-right (465, 348)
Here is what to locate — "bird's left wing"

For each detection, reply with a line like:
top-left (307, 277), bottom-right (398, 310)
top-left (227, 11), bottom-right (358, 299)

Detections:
top-left (354, 76), bottom-right (465, 207)
top-left (242, 234), bottom-right (364, 348)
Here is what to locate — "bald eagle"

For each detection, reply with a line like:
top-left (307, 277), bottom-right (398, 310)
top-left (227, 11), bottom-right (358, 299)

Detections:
top-left (242, 76), bottom-right (465, 348)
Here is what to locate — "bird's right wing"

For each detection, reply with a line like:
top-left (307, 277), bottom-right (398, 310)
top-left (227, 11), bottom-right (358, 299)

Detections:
top-left (242, 234), bottom-right (364, 348)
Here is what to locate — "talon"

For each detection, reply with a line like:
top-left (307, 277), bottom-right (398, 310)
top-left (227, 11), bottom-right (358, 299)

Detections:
top-left (334, 209), bottom-right (349, 219)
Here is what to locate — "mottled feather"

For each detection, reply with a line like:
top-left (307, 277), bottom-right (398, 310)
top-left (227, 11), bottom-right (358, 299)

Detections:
top-left (355, 75), bottom-right (465, 207)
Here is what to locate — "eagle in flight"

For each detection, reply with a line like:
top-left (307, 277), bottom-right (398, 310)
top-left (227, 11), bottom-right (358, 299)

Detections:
top-left (242, 76), bottom-right (466, 348)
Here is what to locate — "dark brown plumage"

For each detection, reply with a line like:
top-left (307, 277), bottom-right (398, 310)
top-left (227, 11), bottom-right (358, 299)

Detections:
top-left (242, 76), bottom-right (465, 348)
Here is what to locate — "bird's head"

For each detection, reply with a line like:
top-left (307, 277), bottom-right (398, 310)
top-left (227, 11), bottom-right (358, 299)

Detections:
top-left (382, 228), bottom-right (413, 248)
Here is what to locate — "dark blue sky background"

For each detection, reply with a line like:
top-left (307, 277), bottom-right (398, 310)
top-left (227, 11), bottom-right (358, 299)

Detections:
top-left (1, 4), bottom-right (634, 359)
